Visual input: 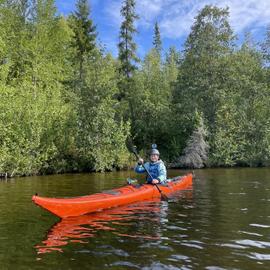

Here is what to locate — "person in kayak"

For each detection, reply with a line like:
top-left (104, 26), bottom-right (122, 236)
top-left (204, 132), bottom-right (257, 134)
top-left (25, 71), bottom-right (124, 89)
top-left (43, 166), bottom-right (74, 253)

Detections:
top-left (135, 146), bottom-right (167, 184)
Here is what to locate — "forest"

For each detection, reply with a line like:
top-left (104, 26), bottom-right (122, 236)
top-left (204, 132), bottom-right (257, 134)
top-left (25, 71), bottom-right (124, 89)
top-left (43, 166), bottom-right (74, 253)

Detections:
top-left (0, 0), bottom-right (270, 177)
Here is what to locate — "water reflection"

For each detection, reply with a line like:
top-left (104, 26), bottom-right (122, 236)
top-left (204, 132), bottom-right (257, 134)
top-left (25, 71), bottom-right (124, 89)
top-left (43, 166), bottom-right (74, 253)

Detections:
top-left (35, 200), bottom-right (162, 254)
top-left (36, 189), bottom-right (193, 255)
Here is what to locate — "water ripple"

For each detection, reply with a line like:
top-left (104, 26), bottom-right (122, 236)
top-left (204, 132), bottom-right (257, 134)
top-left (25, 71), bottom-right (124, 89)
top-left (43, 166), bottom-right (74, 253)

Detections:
top-left (181, 240), bottom-right (204, 250)
top-left (249, 224), bottom-right (270, 228)
top-left (110, 261), bottom-right (140, 268)
top-left (248, 252), bottom-right (270, 261)
top-left (142, 262), bottom-right (187, 270)
top-left (218, 243), bottom-right (248, 249)
top-left (235, 240), bottom-right (270, 249)
top-left (238, 230), bottom-right (263, 237)
top-left (205, 267), bottom-right (228, 270)
top-left (169, 254), bottom-right (190, 262)
top-left (77, 246), bottom-right (130, 257)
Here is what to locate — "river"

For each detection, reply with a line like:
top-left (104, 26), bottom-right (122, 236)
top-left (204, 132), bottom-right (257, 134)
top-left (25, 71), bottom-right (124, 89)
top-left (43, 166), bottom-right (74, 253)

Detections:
top-left (0, 168), bottom-right (269, 269)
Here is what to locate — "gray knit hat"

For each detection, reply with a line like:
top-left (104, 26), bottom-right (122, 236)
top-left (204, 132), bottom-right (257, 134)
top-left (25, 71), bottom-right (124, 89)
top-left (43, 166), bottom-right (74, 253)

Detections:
top-left (150, 149), bottom-right (160, 155)
top-left (150, 144), bottom-right (160, 156)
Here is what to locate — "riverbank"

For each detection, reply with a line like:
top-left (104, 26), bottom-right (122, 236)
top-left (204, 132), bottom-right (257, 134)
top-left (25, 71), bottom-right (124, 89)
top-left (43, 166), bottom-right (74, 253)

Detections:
top-left (1, 161), bottom-right (269, 180)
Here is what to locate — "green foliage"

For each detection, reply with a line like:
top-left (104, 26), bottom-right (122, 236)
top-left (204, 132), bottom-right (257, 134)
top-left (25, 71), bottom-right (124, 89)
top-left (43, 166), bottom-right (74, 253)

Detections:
top-left (209, 44), bottom-right (270, 167)
top-left (210, 99), bottom-right (244, 166)
top-left (185, 5), bottom-right (234, 58)
top-left (1, 1), bottom-right (270, 177)
top-left (75, 52), bottom-right (130, 171)
top-left (180, 5), bottom-right (235, 127)
top-left (164, 46), bottom-right (181, 84)
top-left (172, 5), bottom-right (234, 164)
top-left (0, 81), bottom-right (70, 176)
top-left (232, 46), bottom-right (270, 166)
top-left (0, 0), bottom-right (128, 176)
top-left (69, 0), bottom-right (96, 80)
top-left (171, 5), bottom-right (270, 168)
top-left (0, 0), bottom-right (75, 176)
top-left (130, 49), bottom-right (170, 154)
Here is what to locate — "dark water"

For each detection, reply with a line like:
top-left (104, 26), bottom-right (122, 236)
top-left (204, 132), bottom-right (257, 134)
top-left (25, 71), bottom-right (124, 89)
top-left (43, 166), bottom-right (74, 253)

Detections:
top-left (0, 168), bottom-right (270, 270)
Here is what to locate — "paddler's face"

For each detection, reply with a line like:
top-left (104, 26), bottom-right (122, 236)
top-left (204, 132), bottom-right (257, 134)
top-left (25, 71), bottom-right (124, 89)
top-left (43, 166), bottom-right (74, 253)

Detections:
top-left (150, 154), bottom-right (159, 162)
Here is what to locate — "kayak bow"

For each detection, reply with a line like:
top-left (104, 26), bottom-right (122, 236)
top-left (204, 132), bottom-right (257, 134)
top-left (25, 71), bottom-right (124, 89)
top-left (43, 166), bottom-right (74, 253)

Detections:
top-left (32, 174), bottom-right (193, 218)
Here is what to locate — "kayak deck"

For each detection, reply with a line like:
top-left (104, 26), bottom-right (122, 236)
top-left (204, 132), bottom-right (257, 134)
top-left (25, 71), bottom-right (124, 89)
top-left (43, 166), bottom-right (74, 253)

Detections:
top-left (32, 174), bottom-right (193, 218)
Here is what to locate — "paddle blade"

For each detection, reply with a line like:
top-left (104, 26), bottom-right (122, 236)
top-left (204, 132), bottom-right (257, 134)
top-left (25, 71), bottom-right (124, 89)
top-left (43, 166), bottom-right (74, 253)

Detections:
top-left (132, 146), bottom-right (138, 155)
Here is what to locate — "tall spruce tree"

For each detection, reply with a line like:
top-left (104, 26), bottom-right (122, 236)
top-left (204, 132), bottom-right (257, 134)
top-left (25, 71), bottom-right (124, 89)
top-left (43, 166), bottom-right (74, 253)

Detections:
top-left (118, 0), bottom-right (139, 79)
top-left (69, 0), bottom-right (96, 80)
top-left (153, 21), bottom-right (162, 56)
top-left (118, 0), bottom-right (139, 125)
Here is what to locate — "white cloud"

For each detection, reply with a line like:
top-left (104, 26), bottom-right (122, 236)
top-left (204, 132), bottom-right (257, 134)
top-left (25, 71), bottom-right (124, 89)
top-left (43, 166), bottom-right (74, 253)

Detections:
top-left (160, 0), bottom-right (270, 39)
top-left (224, 0), bottom-right (270, 32)
top-left (136, 0), bottom-right (163, 27)
top-left (104, 0), bottom-right (122, 27)
top-left (104, 0), bottom-right (270, 39)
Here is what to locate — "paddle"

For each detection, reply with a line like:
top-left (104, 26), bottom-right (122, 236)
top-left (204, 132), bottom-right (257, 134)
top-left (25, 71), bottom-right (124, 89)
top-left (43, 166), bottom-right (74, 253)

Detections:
top-left (131, 146), bottom-right (168, 201)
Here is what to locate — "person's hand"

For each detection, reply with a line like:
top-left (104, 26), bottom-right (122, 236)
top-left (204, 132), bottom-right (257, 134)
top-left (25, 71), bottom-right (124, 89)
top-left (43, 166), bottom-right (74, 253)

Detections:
top-left (138, 158), bottom-right (144, 165)
top-left (152, 179), bottom-right (159, 184)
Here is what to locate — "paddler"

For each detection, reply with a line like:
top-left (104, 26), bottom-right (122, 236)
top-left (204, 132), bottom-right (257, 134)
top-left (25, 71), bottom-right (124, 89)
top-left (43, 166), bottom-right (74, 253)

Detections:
top-left (135, 145), bottom-right (167, 184)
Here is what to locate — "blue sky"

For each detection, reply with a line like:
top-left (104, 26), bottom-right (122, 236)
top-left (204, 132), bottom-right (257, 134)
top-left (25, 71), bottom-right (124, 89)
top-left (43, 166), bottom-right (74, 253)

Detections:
top-left (55, 0), bottom-right (270, 58)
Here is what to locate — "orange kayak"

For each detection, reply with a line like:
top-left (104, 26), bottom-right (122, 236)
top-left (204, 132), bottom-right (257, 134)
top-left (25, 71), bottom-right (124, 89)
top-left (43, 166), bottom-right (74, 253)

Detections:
top-left (32, 174), bottom-right (193, 218)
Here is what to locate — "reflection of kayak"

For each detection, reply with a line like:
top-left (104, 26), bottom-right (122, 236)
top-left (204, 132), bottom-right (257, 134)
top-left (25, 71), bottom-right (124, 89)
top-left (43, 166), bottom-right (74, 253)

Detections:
top-left (35, 200), bottom-right (164, 254)
top-left (32, 174), bottom-right (193, 218)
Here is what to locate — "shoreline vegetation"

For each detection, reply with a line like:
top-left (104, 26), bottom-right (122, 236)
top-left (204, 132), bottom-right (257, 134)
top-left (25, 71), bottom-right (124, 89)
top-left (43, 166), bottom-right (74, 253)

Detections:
top-left (0, 1), bottom-right (270, 178)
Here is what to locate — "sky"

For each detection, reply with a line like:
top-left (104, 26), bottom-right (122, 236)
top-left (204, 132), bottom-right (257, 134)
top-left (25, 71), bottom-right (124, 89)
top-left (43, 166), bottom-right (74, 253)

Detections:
top-left (55, 0), bottom-right (270, 58)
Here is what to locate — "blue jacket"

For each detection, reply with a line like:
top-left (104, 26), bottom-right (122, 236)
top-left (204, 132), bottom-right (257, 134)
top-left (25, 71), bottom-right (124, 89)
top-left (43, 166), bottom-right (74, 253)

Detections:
top-left (135, 160), bottom-right (167, 184)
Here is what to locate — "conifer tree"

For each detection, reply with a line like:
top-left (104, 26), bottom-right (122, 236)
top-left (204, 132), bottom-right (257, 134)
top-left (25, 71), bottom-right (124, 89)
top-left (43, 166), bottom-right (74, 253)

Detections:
top-left (118, 0), bottom-right (139, 79)
top-left (69, 0), bottom-right (96, 80)
top-left (177, 113), bottom-right (209, 168)
top-left (153, 21), bottom-right (162, 56)
top-left (118, 0), bottom-right (139, 125)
